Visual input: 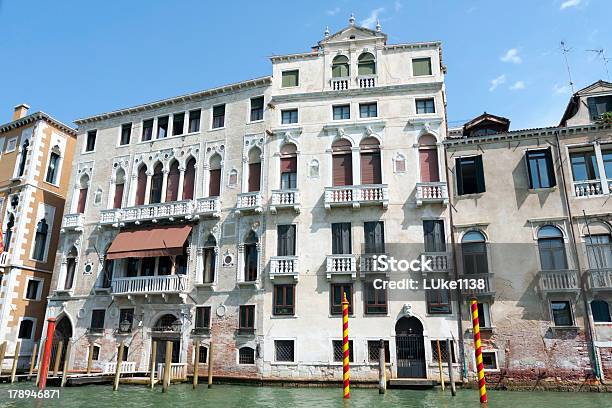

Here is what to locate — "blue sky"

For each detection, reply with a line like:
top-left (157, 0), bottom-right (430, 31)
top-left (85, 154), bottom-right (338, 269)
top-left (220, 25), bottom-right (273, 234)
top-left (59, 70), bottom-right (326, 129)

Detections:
top-left (0, 0), bottom-right (609, 130)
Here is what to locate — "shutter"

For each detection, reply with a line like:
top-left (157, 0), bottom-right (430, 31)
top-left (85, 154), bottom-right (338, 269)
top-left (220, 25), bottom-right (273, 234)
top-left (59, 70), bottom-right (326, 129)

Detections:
top-left (332, 223), bottom-right (351, 254)
top-left (545, 149), bottom-right (557, 187)
top-left (77, 188), bottom-right (88, 213)
top-left (113, 183), bottom-right (124, 209)
top-left (525, 151), bottom-right (535, 189)
top-left (360, 152), bottom-right (381, 184)
top-left (434, 221), bottom-right (446, 252)
top-left (374, 222), bottom-right (384, 253)
top-left (280, 157), bottom-right (297, 173)
top-left (209, 169), bottom-right (221, 197)
top-left (166, 164), bottom-right (180, 202)
top-left (475, 155), bottom-right (486, 193)
top-left (136, 169), bottom-right (147, 205)
top-left (248, 162), bottom-right (261, 192)
top-left (333, 154), bottom-right (353, 186)
top-left (587, 97), bottom-right (598, 119)
top-left (455, 158), bottom-right (464, 195)
top-left (419, 149), bottom-right (440, 182)
top-left (182, 161), bottom-right (195, 200)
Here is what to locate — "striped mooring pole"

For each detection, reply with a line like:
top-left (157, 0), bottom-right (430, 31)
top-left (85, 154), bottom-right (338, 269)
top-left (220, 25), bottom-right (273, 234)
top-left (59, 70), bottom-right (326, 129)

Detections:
top-left (342, 293), bottom-right (350, 399)
top-left (470, 298), bottom-right (488, 407)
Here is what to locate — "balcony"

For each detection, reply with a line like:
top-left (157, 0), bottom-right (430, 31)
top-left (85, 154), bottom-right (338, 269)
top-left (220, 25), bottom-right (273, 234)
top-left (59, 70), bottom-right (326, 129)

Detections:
top-left (111, 274), bottom-right (188, 296)
top-left (357, 75), bottom-right (376, 88)
top-left (61, 213), bottom-right (84, 232)
top-left (121, 200), bottom-right (194, 224)
top-left (235, 192), bottom-right (263, 214)
top-left (195, 197), bottom-right (221, 218)
top-left (416, 182), bottom-right (449, 206)
top-left (326, 254), bottom-right (358, 280)
top-left (324, 184), bottom-right (388, 210)
top-left (331, 77), bottom-right (350, 91)
top-left (573, 179), bottom-right (610, 197)
top-left (270, 189), bottom-right (300, 214)
top-left (421, 252), bottom-right (453, 274)
top-left (461, 273), bottom-right (495, 296)
top-left (587, 269), bottom-right (612, 291)
top-left (360, 253), bottom-right (387, 276)
top-left (270, 256), bottom-right (299, 281)
top-left (538, 269), bottom-right (580, 293)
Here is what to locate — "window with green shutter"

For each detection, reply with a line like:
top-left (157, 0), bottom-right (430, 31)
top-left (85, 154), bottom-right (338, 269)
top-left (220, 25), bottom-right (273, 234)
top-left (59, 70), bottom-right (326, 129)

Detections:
top-left (282, 70), bottom-right (299, 87)
top-left (413, 57), bottom-right (432, 76)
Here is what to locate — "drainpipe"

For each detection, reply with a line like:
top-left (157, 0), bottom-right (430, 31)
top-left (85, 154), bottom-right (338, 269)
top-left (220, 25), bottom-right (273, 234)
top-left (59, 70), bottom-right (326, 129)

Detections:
top-left (553, 130), bottom-right (602, 383)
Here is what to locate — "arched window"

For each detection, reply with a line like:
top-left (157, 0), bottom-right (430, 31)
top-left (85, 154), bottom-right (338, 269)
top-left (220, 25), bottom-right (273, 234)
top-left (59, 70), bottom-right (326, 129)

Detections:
top-left (166, 160), bottom-right (180, 202)
top-left (538, 226), bottom-right (567, 270)
top-left (149, 163), bottom-right (163, 204)
top-left (332, 55), bottom-right (349, 78)
top-left (280, 143), bottom-right (297, 189)
top-left (591, 300), bottom-right (611, 323)
top-left (17, 139), bottom-right (29, 177)
top-left (247, 148), bottom-right (262, 192)
top-left (32, 219), bottom-right (49, 261)
top-left (3, 214), bottom-right (15, 252)
top-left (238, 346), bottom-right (255, 364)
top-left (461, 231), bottom-right (488, 274)
top-left (359, 137), bottom-right (381, 184)
top-left (153, 314), bottom-right (179, 332)
top-left (209, 154), bottom-right (222, 197)
top-left (77, 174), bottom-right (89, 214)
top-left (183, 158), bottom-right (196, 200)
top-left (64, 246), bottom-right (77, 290)
top-left (244, 231), bottom-right (258, 282)
top-left (113, 169), bottom-right (125, 209)
top-left (228, 169), bottom-right (238, 186)
top-left (332, 139), bottom-right (353, 186)
top-left (203, 234), bottom-right (217, 284)
top-left (358, 52), bottom-right (376, 76)
top-left (419, 134), bottom-right (439, 182)
top-left (135, 165), bottom-right (147, 206)
top-left (46, 147), bottom-right (61, 184)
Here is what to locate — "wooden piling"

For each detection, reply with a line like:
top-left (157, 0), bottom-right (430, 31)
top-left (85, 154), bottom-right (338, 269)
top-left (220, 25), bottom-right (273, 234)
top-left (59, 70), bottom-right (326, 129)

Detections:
top-left (193, 340), bottom-right (200, 389)
top-left (86, 343), bottom-right (94, 374)
top-left (378, 339), bottom-right (386, 394)
top-left (113, 341), bottom-right (124, 391)
top-left (29, 342), bottom-right (38, 377)
top-left (446, 339), bottom-right (457, 397)
top-left (61, 341), bottom-right (72, 387)
top-left (10, 341), bottom-right (21, 383)
top-left (149, 341), bottom-right (157, 389)
top-left (207, 341), bottom-right (213, 388)
top-left (52, 341), bottom-right (63, 377)
top-left (162, 341), bottom-right (172, 393)
top-left (0, 341), bottom-right (7, 376)
top-left (436, 340), bottom-right (445, 391)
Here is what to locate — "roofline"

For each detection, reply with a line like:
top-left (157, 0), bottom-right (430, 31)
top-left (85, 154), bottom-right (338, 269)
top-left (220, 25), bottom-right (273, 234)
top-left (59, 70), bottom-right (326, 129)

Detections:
top-left (0, 111), bottom-right (77, 136)
top-left (74, 76), bottom-right (272, 126)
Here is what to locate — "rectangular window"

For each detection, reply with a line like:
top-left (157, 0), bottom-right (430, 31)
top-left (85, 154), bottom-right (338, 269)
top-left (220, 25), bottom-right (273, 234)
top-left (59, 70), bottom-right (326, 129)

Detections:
top-left (188, 110), bottom-right (201, 133)
top-left (85, 130), bottom-right (97, 152)
top-left (456, 156), bottom-right (486, 195)
top-left (277, 224), bottom-right (296, 256)
top-left (426, 288), bottom-right (452, 314)
top-left (423, 220), bottom-right (446, 252)
top-left (603, 148), bottom-right (612, 179)
top-left (551, 300), bottom-right (574, 326)
top-left (120, 123), bottom-right (131, 145)
top-left (281, 70), bottom-right (299, 87)
top-left (367, 340), bottom-right (390, 363)
top-left (333, 104), bottom-right (350, 120)
top-left (239, 305), bottom-right (255, 333)
top-left (431, 340), bottom-right (456, 363)
top-left (142, 119), bottom-right (154, 141)
top-left (90, 309), bottom-right (105, 331)
top-left (212, 105), bottom-right (225, 129)
top-left (157, 116), bottom-right (169, 139)
top-left (25, 279), bottom-right (40, 300)
top-left (333, 340), bottom-right (353, 362)
top-left (416, 98), bottom-right (435, 114)
top-left (364, 280), bottom-right (387, 314)
top-left (413, 57), bottom-right (432, 76)
top-left (570, 150), bottom-right (599, 181)
top-left (482, 351), bottom-right (498, 370)
top-left (477, 302), bottom-right (492, 328)
top-left (359, 102), bottom-right (378, 118)
top-left (195, 306), bottom-right (211, 329)
top-left (331, 223), bottom-right (351, 254)
top-left (526, 149), bottom-right (556, 189)
top-left (587, 96), bottom-right (612, 120)
top-left (18, 320), bottom-right (34, 339)
top-left (119, 308), bottom-right (134, 331)
top-left (330, 283), bottom-right (353, 315)
top-left (126, 258), bottom-right (139, 277)
top-left (273, 284), bottom-right (295, 316)
top-left (275, 340), bottom-right (295, 362)
top-left (250, 96), bottom-right (264, 122)
top-left (172, 113), bottom-right (185, 136)
top-left (280, 156), bottom-right (297, 189)
top-left (140, 257), bottom-right (155, 276)
top-left (198, 346), bottom-right (208, 364)
top-left (281, 109), bottom-right (298, 124)
top-left (238, 347), bottom-right (255, 364)
top-left (364, 221), bottom-right (385, 254)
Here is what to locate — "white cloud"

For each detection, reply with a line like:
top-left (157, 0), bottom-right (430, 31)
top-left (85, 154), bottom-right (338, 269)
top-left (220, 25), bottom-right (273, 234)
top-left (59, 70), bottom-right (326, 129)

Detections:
top-left (489, 74), bottom-right (506, 92)
top-left (553, 84), bottom-right (571, 95)
top-left (509, 81), bottom-right (525, 90)
top-left (500, 48), bottom-right (522, 64)
top-left (360, 8), bottom-right (384, 29)
top-left (394, 1), bottom-right (402, 12)
top-left (327, 7), bottom-right (341, 16)
top-left (560, 0), bottom-right (582, 10)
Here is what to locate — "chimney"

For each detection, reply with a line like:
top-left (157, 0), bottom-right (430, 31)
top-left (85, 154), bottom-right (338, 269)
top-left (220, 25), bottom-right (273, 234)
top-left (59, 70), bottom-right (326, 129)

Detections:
top-left (12, 104), bottom-right (30, 121)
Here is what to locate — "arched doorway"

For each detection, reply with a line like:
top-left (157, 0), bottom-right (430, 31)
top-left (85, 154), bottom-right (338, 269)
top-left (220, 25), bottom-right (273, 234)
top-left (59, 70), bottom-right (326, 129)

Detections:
top-left (152, 314), bottom-right (181, 365)
top-left (52, 316), bottom-right (73, 369)
top-left (395, 316), bottom-right (426, 378)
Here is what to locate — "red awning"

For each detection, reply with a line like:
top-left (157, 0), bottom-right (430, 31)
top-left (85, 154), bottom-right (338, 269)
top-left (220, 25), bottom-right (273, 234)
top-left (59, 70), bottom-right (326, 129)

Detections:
top-left (106, 225), bottom-right (192, 260)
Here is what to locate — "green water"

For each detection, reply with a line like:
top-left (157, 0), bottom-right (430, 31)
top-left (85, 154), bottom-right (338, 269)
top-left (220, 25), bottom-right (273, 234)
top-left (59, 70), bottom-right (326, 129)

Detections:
top-left (0, 383), bottom-right (610, 408)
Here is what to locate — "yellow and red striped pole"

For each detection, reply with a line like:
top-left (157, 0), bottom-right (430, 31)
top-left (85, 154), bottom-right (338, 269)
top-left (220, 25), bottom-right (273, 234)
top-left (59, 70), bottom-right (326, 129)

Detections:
top-left (471, 298), bottom-right (488, 407)
top-left (342, 292), bottom-right (350, 399)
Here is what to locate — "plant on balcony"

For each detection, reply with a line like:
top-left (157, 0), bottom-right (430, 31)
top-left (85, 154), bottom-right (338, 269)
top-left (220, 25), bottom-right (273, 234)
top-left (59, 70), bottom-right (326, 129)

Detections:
top-left (596, 112), bottom-right (612, 125)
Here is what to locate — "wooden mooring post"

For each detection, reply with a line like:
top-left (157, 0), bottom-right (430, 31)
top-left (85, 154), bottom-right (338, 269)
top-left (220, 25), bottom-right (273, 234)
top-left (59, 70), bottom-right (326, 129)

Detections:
top-left (162, 341), bottom-right (172, 393)
top-left (52, 341), bottom-right (63, 377)
top-left (0, 341), bottom-right (7, 376)
top-left (149, 341), bottom-right (157, 389)
top-left (207, 341), bottom-right (213, 388)
top-left (29, 342), bottom-right (38, 377)
top-left (378, 339), bottom-right (386, 394)
top-left (193, 340), bottom-right (200, 389)
top-left (446, 339), bottom-right (457, 396)
top-left (10, 341), bottom-right (21, 383)
top-left (436, 340), bottom-right (445, 391)
top-left (113, 341), bottom-right (124, 391)
top-left (86, 343), bottom-right (94, 374)
top-left (61, 341), bottom-right (72, 387)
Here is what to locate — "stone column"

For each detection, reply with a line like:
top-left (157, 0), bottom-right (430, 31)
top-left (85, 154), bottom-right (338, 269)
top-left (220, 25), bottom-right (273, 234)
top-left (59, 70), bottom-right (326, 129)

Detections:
top-left (144, 171), bottom-right (153, 205)
top-left (177, 167), bottom-right (186, 201)
top-left (594, 142), bottom-right (610, 194)
top-left (351, 146), bottom-right (361, 185)
top-left (160, 169), bottom-right (169, 203)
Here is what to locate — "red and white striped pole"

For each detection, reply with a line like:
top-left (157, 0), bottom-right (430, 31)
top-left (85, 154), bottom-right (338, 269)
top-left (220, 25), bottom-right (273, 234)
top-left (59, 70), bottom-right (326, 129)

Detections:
top-left (470, 298), bottom-right (488, 407)
top-left (342, 293), bottom-right (350, 399)
top-left (38, 317), bottom-right (56, 390)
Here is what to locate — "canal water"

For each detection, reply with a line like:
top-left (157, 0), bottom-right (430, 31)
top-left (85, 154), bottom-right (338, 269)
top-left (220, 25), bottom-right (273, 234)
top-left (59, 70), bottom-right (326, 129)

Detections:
top-left (0, 383), bottom-right (610, 408)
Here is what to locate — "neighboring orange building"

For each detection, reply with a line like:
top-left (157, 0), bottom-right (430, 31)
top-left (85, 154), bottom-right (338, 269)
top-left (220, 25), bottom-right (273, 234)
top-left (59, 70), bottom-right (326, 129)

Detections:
top-left (0, 104), bottom-right (76, 368)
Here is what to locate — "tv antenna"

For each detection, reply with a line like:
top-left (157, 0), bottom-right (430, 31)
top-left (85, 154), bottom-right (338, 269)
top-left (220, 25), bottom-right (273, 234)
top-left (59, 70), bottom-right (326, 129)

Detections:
top-left (560, 41), bottom-right (575, 93)
top-left (586, 49), bottom-right (611, 81)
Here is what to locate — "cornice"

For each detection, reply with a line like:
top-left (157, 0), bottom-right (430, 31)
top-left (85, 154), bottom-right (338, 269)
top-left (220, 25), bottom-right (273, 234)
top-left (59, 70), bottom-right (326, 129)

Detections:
top-left (0, 111), bottom-right (77, 136)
